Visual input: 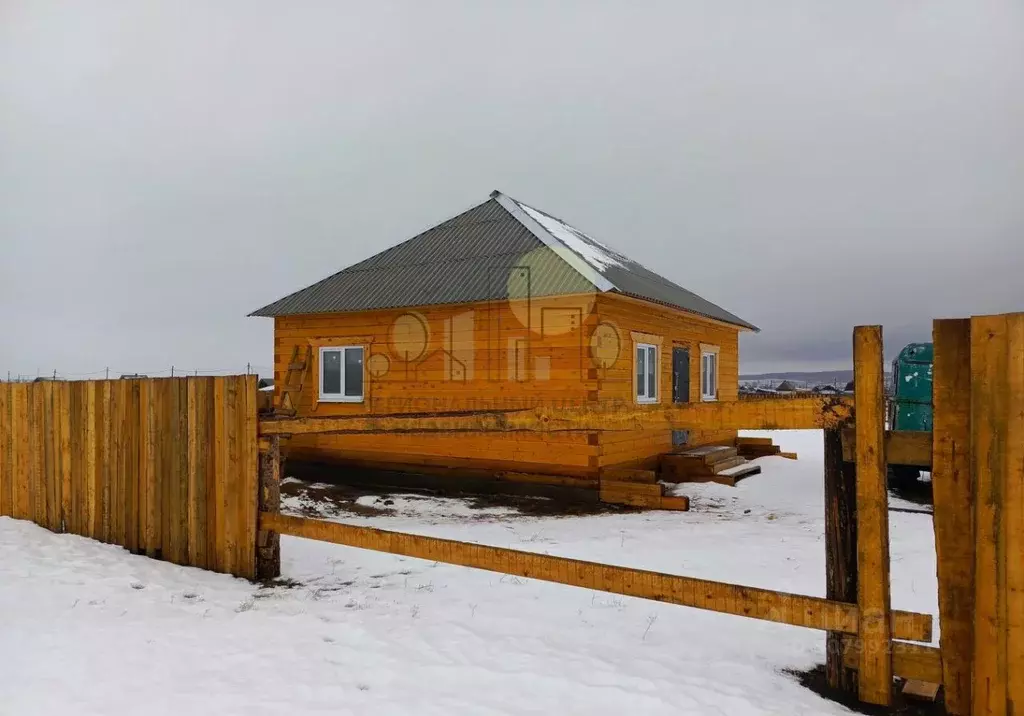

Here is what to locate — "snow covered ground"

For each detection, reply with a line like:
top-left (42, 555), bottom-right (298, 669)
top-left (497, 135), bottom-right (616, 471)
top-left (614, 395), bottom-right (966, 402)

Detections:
top-left (0, 431), bottom-right (938, 715)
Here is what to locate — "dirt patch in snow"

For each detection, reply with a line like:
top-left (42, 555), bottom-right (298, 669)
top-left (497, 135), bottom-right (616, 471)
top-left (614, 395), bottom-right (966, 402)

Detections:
top-left (280, 476), bottom-right (619, 522)
top-left (787, 665), bottom-right (945, 716)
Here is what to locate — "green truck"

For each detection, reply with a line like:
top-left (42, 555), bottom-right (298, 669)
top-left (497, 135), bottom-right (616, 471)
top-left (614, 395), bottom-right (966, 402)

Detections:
top-left (887, 342), bottom-right (933, 485)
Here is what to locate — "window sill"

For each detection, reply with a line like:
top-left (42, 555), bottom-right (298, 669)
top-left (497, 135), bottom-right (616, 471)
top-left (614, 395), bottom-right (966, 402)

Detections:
top-left (701, 395), bottom-right (718, 402)
top-left (318, 395), bottom-right (364, 403)
top-left (636, 397), bottom-right (659, 405)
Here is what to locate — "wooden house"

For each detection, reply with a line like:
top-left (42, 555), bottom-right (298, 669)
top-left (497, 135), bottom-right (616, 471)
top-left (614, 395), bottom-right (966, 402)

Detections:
top-left (251, 191), bottom-right (758, 489)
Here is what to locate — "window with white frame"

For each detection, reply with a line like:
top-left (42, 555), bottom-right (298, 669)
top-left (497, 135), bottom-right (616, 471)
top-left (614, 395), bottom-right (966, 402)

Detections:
top-left (319, 346), bottom-right (364, 402)
top-left (635, 343), bottom-right (658, 403)
top-left (701, 349), bottom-right (718, 401)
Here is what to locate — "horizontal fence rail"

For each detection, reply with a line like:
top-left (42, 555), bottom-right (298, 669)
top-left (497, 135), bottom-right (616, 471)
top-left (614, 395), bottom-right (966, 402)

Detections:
top-left (261, 512), bottom-right (932, 642)
top-left (258, 396), bottom-right (854, 436)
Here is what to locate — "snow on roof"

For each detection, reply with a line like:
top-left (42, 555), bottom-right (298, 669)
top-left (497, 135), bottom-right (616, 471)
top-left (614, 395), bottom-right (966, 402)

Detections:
top-left (515, 201), bottom-right (628, 272)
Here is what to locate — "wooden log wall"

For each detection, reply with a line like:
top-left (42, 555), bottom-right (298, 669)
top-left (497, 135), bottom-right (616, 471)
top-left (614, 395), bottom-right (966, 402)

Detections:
top-left (0, 376), bottom-right (259, 579)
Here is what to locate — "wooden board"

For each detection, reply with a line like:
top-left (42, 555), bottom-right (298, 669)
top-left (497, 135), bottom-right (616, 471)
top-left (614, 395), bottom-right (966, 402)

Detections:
top-left (261, 511), bottom-right (931, 640)
top-left (853, 325), bottom-right (893, 706)
top-left (825, 427), bottom-right (858, 693)
top-left (841, 637), bottom-right (943, 684)
top-left (1005, 313), bottom-right (1024, 714)
top-left (259, 396), bottom-right (854, 436)
top-left (841, 429), bottom-right (932, 468)
top-left (931, 318), bottom-right (975, 716)
top-left (971, 314), bottom-right (1009, 716)
top-left (0, 384), bottom-right (11, 518)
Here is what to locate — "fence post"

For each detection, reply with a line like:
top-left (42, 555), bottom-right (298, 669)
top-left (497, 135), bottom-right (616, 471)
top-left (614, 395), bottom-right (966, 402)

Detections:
top-left (824, 427), bottom-right (858, 694)
top-left (256, 435), bottom-right (281, 580)
top-left (931, 318), bottom-right (975, 715)
top-left (853, 325), bottom-right (893, 706)
top-left (969, 313), bottom-right (1023, 716)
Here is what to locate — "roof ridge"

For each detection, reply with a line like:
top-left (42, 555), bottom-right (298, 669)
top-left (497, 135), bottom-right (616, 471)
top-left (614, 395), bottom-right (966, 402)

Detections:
top-left (490, 191), bottom-right (615, 293)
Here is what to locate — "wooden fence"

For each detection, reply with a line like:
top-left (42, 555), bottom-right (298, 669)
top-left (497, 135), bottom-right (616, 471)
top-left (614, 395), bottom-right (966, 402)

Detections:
top-left (255, 314), bottom-right (1023, 713)
top-left (0, 376), bottom-right (259, 578)
top-left (2, 313), bottom-right (1021, 713)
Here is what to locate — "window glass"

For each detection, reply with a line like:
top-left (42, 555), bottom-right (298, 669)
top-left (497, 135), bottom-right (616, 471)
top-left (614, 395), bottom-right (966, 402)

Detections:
top-left (646, 346), bottom-right (656, 398)
top-left (322, 350), bottom-right (342, 395)
top-left (636, 347), bottom-right (646, 399)
top-left (344, 347), bottom-right (364, 397)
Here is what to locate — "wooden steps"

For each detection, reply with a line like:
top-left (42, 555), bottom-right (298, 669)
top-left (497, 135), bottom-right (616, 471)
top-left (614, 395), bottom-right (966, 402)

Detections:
top-left (676, 464), bottom-right (762, 487)
top-left (659, 443), bottom-right (763, 486)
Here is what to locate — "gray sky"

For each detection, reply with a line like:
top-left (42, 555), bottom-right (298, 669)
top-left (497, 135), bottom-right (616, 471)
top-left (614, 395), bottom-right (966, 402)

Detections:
top-left (2, 1), bottom-right (1022, 378)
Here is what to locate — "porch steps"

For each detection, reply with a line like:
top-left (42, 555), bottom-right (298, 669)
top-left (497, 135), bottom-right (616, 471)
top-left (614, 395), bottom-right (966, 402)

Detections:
top-left (659, 443), bottom-right (763, 486)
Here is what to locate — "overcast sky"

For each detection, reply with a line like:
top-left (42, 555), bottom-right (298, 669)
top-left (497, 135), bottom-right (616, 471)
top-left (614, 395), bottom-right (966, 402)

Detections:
top-left (2, 1), bottom-right (1021, 378)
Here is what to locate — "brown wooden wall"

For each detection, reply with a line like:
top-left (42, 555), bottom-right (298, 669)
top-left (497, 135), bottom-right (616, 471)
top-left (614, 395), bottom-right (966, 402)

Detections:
top-left (594, 293), bottom-right (742, 468)
top-left (0, 376), bottom-right (258, 578)
top-left (274, 292), bottom-right (744, 477)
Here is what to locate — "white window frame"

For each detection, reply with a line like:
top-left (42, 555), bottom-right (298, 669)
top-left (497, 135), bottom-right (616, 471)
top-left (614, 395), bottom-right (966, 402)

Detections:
top-left (319, 345), bottom-right (365, 403)
top-left (635, 342), bottom-right (659, 404)
top-left (700, 346), bottom-right (719, 402)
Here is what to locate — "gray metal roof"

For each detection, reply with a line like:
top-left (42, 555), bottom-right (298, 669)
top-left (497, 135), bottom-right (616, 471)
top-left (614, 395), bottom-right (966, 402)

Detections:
top-left (250, 192), bottom-right (758, 331)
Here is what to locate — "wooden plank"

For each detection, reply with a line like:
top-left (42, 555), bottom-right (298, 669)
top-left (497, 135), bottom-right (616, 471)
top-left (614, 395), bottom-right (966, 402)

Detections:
top-left (971, 314), bottom-right (1009, 716)
top-left (0, 383), bottom-right (11, 518)
top-left (140, 379), bottom-right (159, 557)
top-left (187, 378), bottom-right (209, 569)
top-left (258, 396), bottom-right (854, 436)
top-left (1005, 313), bottom-right (1024, 714)
top-left (736, 436), bottom-right (774, 446)
top-left (168, 378), bottom-right (189, 565)
top-left (931, 318), bottom-right (975, 716)
top-left (223, 376), bottom-right (241, 576)
top-left (261, 511), bottom-right (931, 639)
top-left (158, 379), bottom-right (173, 561)
top-left (58, 382), bottom-right (71, 535)
top-left (67, 382), bottom-right (83, 536)
top-left (28, 383), bottom-right (44, 527)
top-left (98, 381), bottom-right (112, 542)
top-left (10, 383), bottom-right (30, 521)
top-left (825, 427), bottom-right (858, 694)
top-left (853, 325), bottom-right (893, 706)
top-left (841, 638), bottom-right (943, 683)
top-left (841, 429), bottom-right (932, 468)
top-left (41, 381), bottom-right (59, 532)
top-left (240, 375), bottom-right (259, 579)
top-left (902, 679), bottom-right (941, 701)
top-left (212, 377), bottom-right (228, 574)
top-left (125, 381), bottom-right (141, 553)
top-left (84, 381), bottom-right (98, 540)
top-left (109, 381), bottom-right (123, 546)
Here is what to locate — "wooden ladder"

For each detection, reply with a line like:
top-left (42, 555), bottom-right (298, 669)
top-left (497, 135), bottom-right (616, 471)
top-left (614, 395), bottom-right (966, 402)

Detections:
top-left (276, 344), bottom-right (312, 415)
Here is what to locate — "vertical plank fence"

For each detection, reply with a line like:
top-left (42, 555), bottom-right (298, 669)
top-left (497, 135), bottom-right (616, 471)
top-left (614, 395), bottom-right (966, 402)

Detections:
top-left (0, 376), bottom-right (258, 579)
